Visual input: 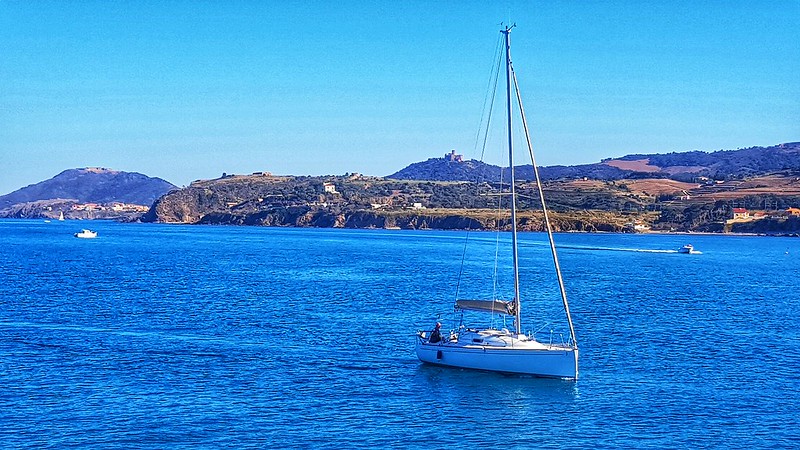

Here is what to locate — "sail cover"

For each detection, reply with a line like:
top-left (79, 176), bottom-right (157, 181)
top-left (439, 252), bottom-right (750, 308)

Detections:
top-left (455, 299), bottom-right (516, 315)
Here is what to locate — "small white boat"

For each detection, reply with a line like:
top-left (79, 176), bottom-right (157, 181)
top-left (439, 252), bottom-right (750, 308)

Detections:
top-left (74, 229), bottom-right (97, 239)
top-left (678, 244), bottom-right (696, 254)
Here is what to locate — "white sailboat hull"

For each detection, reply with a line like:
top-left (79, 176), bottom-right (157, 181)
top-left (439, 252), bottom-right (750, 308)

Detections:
top-left (416, 333), bottom-right (578, 379)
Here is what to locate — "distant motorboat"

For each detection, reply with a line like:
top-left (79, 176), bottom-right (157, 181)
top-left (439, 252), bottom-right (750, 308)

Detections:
top-left (678, 244), bottom-right (696, 254)
top-left (74, 229), bottom-right (97, 239)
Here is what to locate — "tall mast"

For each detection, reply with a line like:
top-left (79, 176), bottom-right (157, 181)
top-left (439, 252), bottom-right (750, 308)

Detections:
top-left (502, 25), bottom-right (521, 335)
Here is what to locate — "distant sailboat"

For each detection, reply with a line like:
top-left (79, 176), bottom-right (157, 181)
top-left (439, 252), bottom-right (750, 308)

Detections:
top-left (415, 26), bottom-right (579, 379)
top-left (58, 211), bottom-right (65, 221)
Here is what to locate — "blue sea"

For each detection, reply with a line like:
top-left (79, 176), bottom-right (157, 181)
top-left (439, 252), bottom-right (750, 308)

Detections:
top-left (1, 219), bottom-right (798, 449)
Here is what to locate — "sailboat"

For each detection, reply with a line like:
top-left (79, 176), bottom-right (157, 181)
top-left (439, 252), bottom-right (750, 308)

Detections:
top-left (415, 26), bottom-right (579, 379)
top-left (58, 211), bottom-right (65, 221)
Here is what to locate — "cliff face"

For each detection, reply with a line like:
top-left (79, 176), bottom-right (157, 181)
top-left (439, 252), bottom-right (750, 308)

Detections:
top-left (143, 182), bottom-right (629, 232)
top-left (141, 172), bottom-right (647, 228)
top-left (142, 187), bottom-right (207, 223)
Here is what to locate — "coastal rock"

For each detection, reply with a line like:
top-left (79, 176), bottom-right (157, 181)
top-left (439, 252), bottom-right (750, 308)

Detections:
top-left (138, 166), bottom-right (800, 233)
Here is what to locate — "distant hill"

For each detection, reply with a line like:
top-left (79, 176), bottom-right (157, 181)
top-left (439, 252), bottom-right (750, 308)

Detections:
top-left (0, 168), bottom-right (177, 209)
top-left (387, 158), bottom-right (502, 183)
top-left (388, 142), bottom-right (800, 182)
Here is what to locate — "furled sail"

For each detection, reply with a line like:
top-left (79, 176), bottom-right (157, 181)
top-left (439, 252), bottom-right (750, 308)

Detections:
top-left (455, 299), bottom-right (516, 315)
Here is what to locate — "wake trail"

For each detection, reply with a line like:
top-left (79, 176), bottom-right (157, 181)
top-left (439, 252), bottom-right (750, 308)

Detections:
top-left (519, 241), bottom-right (698, 254)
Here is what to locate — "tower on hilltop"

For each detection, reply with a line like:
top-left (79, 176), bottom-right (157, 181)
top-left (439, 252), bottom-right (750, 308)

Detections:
top-left (444, 150), bottom-right (463, 162)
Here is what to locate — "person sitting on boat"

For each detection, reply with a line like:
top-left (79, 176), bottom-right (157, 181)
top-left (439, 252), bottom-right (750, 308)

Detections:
top-left (429, 322), bottom-right (443, 343)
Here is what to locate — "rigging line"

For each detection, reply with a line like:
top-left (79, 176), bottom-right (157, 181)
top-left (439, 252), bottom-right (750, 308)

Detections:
top-left (470, 33), bottom-right (503, 197)
top-left (477, 37), bottom-right (504, 165)
top-left (503, 25), bottom-right (522, 336)
top-left (492, 113), bottom-right (508, 307)
top-left (455, 34), bottom-right (505, 305)
top-left (471, 34), bottom-right (503, 200)
top-left (490, 28), bottom-right (514, 305)
top-left (490, 74), bottom-right (509, 312)
top-left (488, 48), bottom-right (504, 304)
top-left (473, 32), bottom-right (505, 161)
top-left (492, 178), bottom-right (502, 309)
top-left (510, 63), bottom-right (578, 348)
top-left (472, 36), bottom-right (504, 202)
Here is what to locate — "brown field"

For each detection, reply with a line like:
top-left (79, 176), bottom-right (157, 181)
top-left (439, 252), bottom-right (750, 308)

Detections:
top-left (603, 159), bottom-right (660, 172)
top-left (556, 179), bottom-right (608, 190)
top-left (561, 175), bottom-right (800, 201)
top-left (554, 178), bottom-right (698, 197)
top-left (690, 174), bottom-right (800, 200)
top-left (620, 179), bottom-right (699, 196)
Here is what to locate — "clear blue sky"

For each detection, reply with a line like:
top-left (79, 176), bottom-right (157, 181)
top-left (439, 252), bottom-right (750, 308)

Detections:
top-left (1, 0), bottom-right (798, 195)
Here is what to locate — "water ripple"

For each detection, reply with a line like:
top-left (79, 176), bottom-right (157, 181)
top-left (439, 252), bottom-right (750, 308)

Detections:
top-left (1, 221), bottom-right (798, 448)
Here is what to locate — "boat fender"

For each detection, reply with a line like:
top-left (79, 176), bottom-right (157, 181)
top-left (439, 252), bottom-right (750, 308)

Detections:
top-left (436, 350), bottom-right (443, 360)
